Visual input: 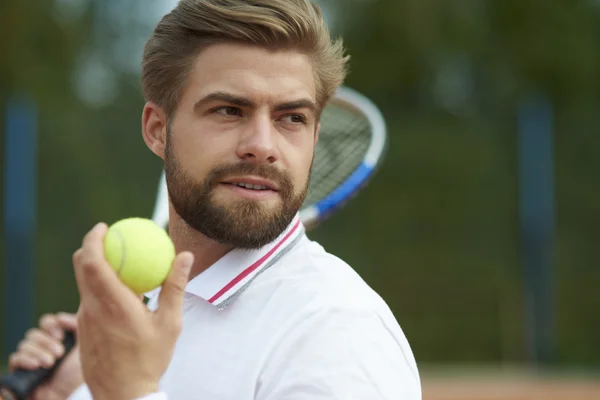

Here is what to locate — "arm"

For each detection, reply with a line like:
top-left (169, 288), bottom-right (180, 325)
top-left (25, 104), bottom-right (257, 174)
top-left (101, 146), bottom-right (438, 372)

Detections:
top-left (256, 307), bottom-right (421, 400)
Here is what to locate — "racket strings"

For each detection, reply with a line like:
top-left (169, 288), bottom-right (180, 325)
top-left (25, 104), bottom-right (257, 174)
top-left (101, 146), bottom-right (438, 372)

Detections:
top-left (303, 102), bottom-right (371, 206)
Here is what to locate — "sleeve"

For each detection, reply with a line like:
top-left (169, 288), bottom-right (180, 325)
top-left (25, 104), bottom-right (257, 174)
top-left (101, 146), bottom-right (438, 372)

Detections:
top-left (255, 307), bottom-right (421, 400)
top-left (68, 384), bottom-right (168, 400)
top-left (135, 393), bottom-right (168, 400)
top-left (67, 384), bottom-right (92, 400)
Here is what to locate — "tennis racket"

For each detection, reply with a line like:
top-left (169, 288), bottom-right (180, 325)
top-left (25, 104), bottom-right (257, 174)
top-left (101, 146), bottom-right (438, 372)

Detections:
top-left (0, 85), bottom-right (387, 400)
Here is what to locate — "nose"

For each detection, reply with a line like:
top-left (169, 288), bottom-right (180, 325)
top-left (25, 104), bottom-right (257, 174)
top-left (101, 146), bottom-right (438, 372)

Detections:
top-left (236, 113), bottom-right (278, 163)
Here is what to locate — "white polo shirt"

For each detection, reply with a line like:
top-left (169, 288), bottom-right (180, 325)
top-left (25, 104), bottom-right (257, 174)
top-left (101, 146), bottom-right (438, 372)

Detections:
top-left (68, 214), bottom-right (421, 399)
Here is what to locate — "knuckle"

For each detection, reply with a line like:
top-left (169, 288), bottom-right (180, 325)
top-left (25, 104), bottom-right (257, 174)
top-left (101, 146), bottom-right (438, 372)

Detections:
top-left (7, 353), bottom-right (21, 371)
top-left (167, 317), bottom-right (183, 336)
top-left (76, 303), bottom-right (88, 318)
top-left (72, 248), bottom-right (83, 264)
top-left (8, 353), bottom-right (17, 365)
top-left (76, 305), bottom-right (91, 324)
top-left (105, 298), bottom-right (127, 319)
top-left (39, 313), bottom-right (57, 328)
top-left (167, 280), bottom-right (186, 296)
top-left (24, 328), bottom-right (38, 339)
top-left (28, 329), bottom-right (47, 342)
top-left (76, 254), bottom-right (100, 279)
top-left (80, 257), bottom-right (98, 273)
top-left (16, 340), bottom-right (29, 352)
top-left (25, 332), bottom-right (42, 346)
top-left (57, 311), bottom-right (76, 320)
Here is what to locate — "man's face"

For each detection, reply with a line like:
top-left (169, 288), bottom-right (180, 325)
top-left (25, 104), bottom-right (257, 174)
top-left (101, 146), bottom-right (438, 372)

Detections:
top-left (163, 43), bottom-right (318, 249)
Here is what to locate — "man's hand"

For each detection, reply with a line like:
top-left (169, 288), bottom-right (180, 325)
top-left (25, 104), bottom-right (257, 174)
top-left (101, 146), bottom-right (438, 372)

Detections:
top-left (7, 313), bottom-right (83, 400)
top-left (72, 223), bottom-right (193, 400)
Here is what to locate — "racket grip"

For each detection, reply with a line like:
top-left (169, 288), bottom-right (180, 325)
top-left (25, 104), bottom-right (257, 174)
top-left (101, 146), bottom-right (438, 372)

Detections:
top-left (0, 331), bottom-right (76, 400)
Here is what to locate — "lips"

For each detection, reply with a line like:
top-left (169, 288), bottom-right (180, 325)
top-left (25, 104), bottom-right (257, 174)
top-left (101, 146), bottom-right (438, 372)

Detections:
top-left (228, 182), bottom-right (270, 190)
top-left (221, 177), bottom-right (278, 191)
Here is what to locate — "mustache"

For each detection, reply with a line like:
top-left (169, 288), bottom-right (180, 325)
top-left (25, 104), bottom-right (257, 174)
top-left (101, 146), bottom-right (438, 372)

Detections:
top-left (206, 163), bottom-right (291, 187)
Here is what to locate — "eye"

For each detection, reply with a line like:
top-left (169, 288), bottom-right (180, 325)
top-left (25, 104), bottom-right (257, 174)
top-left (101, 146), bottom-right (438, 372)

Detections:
top-left (281, 114), bottom-right (307, 124)
top-left (214, 106), bottom-right (242, 117)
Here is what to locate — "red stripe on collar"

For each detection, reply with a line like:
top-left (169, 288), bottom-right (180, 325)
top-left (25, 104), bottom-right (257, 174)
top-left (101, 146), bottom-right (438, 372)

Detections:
top-left (207, 218), bottom-right (302, 304)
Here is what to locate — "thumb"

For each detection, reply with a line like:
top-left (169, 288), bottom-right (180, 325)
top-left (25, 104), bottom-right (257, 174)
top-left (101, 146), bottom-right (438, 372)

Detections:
top-left (156, 251), bottom-right (194, 322)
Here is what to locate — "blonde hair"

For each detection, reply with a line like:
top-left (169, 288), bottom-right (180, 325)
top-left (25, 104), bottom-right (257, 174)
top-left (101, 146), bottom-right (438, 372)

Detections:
top-left (141, 0), bottom-right (349, 119)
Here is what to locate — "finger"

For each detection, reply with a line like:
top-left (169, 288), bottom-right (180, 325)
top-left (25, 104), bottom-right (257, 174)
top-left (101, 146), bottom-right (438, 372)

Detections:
top-left (73, 224), bottom-right (107, 294)
top-left (8, 352), bottom-right (42, 371)
top-left (24, 330), bottom-right (65, 358)
top-left (81, 222), bottom-right (108, 261)
top-left (16, 341), bottom-right (56, 368)
top-left (72, 247), bottom-right (88, 299)
top-left (57, 312), bottom-right (78, 333)
top-left (156, 252), bottom-right (194, 325)
top-left (74, 223), bottom-right (132, 303)
top-left (39, 314), bottom-right (63, 340)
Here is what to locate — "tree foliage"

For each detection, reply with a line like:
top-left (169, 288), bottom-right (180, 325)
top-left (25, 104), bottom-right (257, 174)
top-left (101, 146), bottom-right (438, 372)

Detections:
top-left (1, 0), bottom-right (599, 366)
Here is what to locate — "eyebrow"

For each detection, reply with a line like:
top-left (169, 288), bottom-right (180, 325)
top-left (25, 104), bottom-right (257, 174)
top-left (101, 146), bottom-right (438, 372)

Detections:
top-left (194, 91), bottom-right (316, 114)
top-left (274, 100), bottom-right (316, 114)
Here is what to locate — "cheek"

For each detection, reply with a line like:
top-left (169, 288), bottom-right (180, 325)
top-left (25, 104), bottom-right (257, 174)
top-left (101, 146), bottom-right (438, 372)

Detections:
top-left (170, 120), bottom-right (234, 171)
top-left (285, 140), bottom-right (314, 187)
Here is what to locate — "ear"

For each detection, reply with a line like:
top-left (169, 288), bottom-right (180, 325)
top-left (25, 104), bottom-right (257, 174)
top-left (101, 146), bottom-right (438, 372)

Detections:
top-left (142, 102), bottom-right (168, 160)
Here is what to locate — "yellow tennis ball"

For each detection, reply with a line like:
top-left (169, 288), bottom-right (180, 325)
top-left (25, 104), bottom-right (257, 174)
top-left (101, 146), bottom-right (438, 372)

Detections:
top-left (103, 217), bottom-right (175, 294)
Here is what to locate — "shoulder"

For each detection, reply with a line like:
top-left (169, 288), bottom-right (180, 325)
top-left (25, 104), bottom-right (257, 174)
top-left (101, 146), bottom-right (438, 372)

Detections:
top-left (259, 234), bottom-right (393, 315)
top-left (254, 234), bottom-right (420, 381)
top-left (254, 237), bottom-right (421, 399)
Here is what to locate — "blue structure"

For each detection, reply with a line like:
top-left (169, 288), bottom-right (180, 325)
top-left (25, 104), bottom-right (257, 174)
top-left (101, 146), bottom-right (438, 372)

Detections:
top-left (518, 95), bottom-right (556, 365)
top-left (3, 94), bottom-right (38, 359)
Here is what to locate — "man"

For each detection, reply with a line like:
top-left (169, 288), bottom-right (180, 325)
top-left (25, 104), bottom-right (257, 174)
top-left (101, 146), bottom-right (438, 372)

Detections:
top-left (6, 0), bottom-right (421, 399)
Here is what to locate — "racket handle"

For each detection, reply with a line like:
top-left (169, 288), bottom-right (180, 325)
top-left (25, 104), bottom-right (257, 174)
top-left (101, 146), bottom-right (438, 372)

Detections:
top-left (0, 331), bottom-right (77, 400)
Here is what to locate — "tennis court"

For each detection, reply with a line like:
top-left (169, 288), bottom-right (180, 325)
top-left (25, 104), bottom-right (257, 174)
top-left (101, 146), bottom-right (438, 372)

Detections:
top-left (421, 366), bottom-right (600, 400)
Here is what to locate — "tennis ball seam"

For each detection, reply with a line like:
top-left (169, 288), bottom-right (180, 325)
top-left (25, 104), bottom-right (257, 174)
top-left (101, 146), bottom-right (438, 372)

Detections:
top-left (112, 227), bottom-right (126, 276)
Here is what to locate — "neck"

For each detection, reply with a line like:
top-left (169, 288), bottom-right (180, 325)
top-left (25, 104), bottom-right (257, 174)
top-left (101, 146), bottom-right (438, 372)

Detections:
top-left (167, 206), bottom-right (234, 281)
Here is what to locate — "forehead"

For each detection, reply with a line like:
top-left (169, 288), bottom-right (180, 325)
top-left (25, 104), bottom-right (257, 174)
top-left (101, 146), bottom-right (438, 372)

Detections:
top-left (182, 42), bottom-right (316, 105)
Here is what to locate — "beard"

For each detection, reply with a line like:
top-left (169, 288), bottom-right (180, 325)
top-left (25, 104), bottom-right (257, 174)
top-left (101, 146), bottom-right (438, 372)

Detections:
top-left (164, 135), bottom-right (309, 249)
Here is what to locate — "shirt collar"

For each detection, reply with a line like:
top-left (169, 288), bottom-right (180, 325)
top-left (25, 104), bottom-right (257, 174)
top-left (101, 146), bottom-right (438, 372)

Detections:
top-left (146, 213), bottom-right (305, 309)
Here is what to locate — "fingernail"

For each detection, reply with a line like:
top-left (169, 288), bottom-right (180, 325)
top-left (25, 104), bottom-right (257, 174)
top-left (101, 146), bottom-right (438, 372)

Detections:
top-left (93, 222), bottom-right (105, 232)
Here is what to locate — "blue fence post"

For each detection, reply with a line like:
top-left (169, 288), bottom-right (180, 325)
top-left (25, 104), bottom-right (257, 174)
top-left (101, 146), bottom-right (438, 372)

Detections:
top-left (517, 94), bottom-right (556, 365)
top-left (3, 94), bottom-right (38, 359)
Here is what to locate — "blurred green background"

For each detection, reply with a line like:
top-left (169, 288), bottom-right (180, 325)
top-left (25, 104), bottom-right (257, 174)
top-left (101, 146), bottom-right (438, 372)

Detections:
top-left (1, 0), bottom-right (599, 373)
